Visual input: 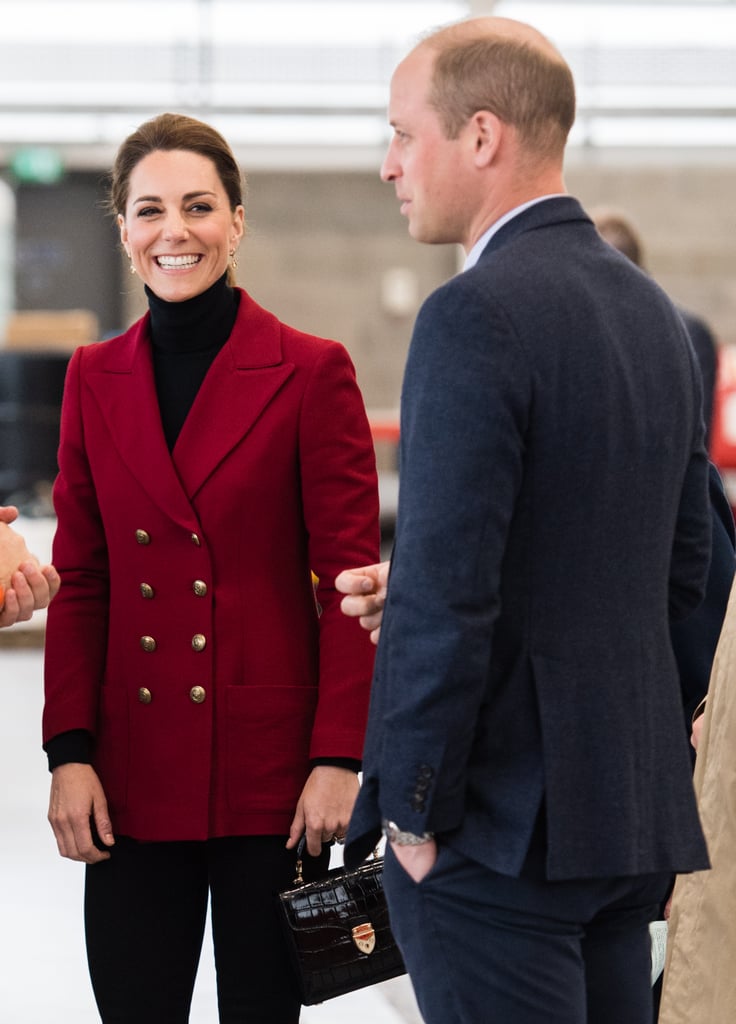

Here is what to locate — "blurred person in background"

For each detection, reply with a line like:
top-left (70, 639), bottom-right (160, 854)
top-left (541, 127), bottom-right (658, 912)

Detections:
top-left (592, 207), bottom-right (718, 446)
top-left (658, 576), bottom-right (736, 1024)
top-left (41, 112), bottom-right (379, 1024)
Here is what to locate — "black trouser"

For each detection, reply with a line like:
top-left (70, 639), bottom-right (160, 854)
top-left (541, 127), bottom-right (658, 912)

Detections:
top-left (84, 835), bottom-right (329, 1023)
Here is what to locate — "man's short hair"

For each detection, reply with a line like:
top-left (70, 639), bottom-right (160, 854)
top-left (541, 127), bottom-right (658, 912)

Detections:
top-left (426, 33), bottom-right (576, 159)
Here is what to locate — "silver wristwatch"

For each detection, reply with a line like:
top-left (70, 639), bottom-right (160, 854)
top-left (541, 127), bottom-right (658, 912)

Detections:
top-left (382, 820), bottom-right (435, 846)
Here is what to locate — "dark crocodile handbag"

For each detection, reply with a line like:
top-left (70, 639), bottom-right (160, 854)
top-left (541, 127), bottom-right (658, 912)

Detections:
top-left (277, 839), bottom-right (406, 1005)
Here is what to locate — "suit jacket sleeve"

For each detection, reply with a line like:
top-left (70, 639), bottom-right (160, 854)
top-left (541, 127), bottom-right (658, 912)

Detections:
top-left (365, 282), bottom-right (531, 835)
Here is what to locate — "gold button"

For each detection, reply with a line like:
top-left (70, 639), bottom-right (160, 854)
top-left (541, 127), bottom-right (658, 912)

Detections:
top-left (135, 529), bottom-right (151, 545)
top-left (140, 583), bottom-right (155, 599)
top-left (189, 685), bottom-right (206, 704)
top-left (140, 635), bottom-right (157, 653)
top-left (191, 633), bottom-right (207, 652)
top-left (192, 580), bottom-right (208, 597)
top-left (190, 532), bottom-right (201, 547)
top-left (138, 687), bottom-right (152, 704)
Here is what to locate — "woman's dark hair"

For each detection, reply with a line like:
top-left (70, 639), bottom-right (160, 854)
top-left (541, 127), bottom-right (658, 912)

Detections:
top-left (108, 112), bottom-right (245, 217)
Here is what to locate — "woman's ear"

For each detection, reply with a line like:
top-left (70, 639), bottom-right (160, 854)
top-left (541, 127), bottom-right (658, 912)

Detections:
top-left (232, 205), bottom-right (245, 246)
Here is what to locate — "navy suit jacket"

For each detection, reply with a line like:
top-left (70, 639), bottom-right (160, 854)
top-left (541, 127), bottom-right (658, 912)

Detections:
top-left (346, 197), bottom-right (712, 881)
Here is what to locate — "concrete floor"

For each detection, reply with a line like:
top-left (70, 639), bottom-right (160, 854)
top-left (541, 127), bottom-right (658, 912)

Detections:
top-left (0, 644), bottom-right (423, 1024)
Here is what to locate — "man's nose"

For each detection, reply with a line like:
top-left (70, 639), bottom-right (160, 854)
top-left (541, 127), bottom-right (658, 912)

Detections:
top-left (380, 140), bottom-right (399, 182)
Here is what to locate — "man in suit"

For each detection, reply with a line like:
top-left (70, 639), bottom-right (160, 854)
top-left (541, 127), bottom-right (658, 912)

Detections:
top-left (0, 505), bottom-right (59, 627)
top-left (342, 16), bottom-right (712, 1024)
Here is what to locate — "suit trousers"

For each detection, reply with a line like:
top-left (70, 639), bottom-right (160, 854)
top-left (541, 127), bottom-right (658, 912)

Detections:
top-left (84, 835), bottom-right (330, 1024)
top-left (383, 841), bottom-right (670, 1024)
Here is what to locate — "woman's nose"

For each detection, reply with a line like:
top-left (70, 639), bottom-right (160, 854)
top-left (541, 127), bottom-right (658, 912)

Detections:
top-left (162, 213), bottom-right (189, 240)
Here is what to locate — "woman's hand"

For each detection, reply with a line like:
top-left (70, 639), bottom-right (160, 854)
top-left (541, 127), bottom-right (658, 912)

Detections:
top-left (335, 561), bottom-right (390, 645)
top-left (48, 763), bottom-right (115, 863)
top-left (286, 766), bottom-right (360, 857)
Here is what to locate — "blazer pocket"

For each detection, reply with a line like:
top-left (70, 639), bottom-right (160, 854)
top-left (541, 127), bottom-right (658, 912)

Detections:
top-left (225, 684), bottom-right (318, 814)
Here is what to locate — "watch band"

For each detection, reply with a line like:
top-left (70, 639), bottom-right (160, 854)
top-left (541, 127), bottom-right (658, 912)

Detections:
top-left (382, 819), bottom-right (435, 846)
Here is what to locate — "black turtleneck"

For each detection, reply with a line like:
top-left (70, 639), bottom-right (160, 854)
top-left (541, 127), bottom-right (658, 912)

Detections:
top-left (147, 272), bottom-right (239, 450)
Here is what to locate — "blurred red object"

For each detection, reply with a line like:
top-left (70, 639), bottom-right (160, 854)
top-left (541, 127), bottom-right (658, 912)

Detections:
top-left (710, 344), bottom-right (736, 518)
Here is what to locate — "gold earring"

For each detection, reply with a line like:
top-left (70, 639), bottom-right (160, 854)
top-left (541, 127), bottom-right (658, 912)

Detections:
top-left (230, 249), bottom-right (238, 270)
top-left (126, 251), bottom-right (136, 274)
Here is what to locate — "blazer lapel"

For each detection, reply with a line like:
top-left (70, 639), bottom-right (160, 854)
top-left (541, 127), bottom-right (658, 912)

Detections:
top-left (172, 291), bottom-right (294, 498)
top-left (86, 317), bottom-right (198, 529)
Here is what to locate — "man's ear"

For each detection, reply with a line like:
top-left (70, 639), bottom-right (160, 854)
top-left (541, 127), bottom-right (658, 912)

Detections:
top-left (470, 110), bottom-right (503, 167)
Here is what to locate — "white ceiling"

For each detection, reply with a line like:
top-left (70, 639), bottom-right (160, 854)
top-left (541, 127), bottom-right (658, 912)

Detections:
top-left (1, 0), bottom-right (735, 171)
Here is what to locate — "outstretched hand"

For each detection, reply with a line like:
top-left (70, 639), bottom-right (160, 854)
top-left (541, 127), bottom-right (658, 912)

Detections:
top-left (335, 561), bottom-right (390, 645)
top-left (0, 509), bottom-right (61, 627)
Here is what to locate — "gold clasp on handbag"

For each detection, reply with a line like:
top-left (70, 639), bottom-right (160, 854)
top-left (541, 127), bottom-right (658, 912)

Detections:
top-left (351, 922), bottom-right (376, 955)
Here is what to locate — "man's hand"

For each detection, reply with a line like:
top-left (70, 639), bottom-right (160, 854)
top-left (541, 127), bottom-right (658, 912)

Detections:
top-left (0, 515), bottom-right (34, 585)
top-left (48, 763), bottom-right (115, 863)
top-left (335, 561), bottom-right (390, 645)
top-left (391, 838), bottom-right (438, 883)
top-left (0, 509), bottom-right (60, 627)
top-left (0, 562), bottom-right (61, 628)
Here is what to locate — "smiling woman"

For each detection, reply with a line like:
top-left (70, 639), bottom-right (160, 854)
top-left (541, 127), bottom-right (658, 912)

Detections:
top-left (118, 148), bottom-right (244, 303)
top-left (41, 111), bottom-right (380, 1023)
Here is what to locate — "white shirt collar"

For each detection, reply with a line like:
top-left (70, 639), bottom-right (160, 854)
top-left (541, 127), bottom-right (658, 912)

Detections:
top-left (463, 195), bottom-right (567, 271)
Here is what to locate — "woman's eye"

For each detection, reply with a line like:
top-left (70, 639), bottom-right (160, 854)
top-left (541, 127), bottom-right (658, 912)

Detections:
top-left (189, 203), bottom-right (213, 214)
top-left (137, 206), bottom-right (160, 218)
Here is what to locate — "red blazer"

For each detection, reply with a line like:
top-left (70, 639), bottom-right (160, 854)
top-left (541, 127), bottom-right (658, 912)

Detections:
top-left (43, 289), bottom-right (379, 841)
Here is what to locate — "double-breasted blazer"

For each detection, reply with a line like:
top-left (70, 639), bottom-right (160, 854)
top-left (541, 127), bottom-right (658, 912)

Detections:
top-left (346, 197), bottom-right (711, 881)
top-left (43, 288), bottom-right (380, 842)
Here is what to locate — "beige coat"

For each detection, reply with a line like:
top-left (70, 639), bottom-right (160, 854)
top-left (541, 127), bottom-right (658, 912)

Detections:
top-left (659, 579), bottom-right (736, 1023)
